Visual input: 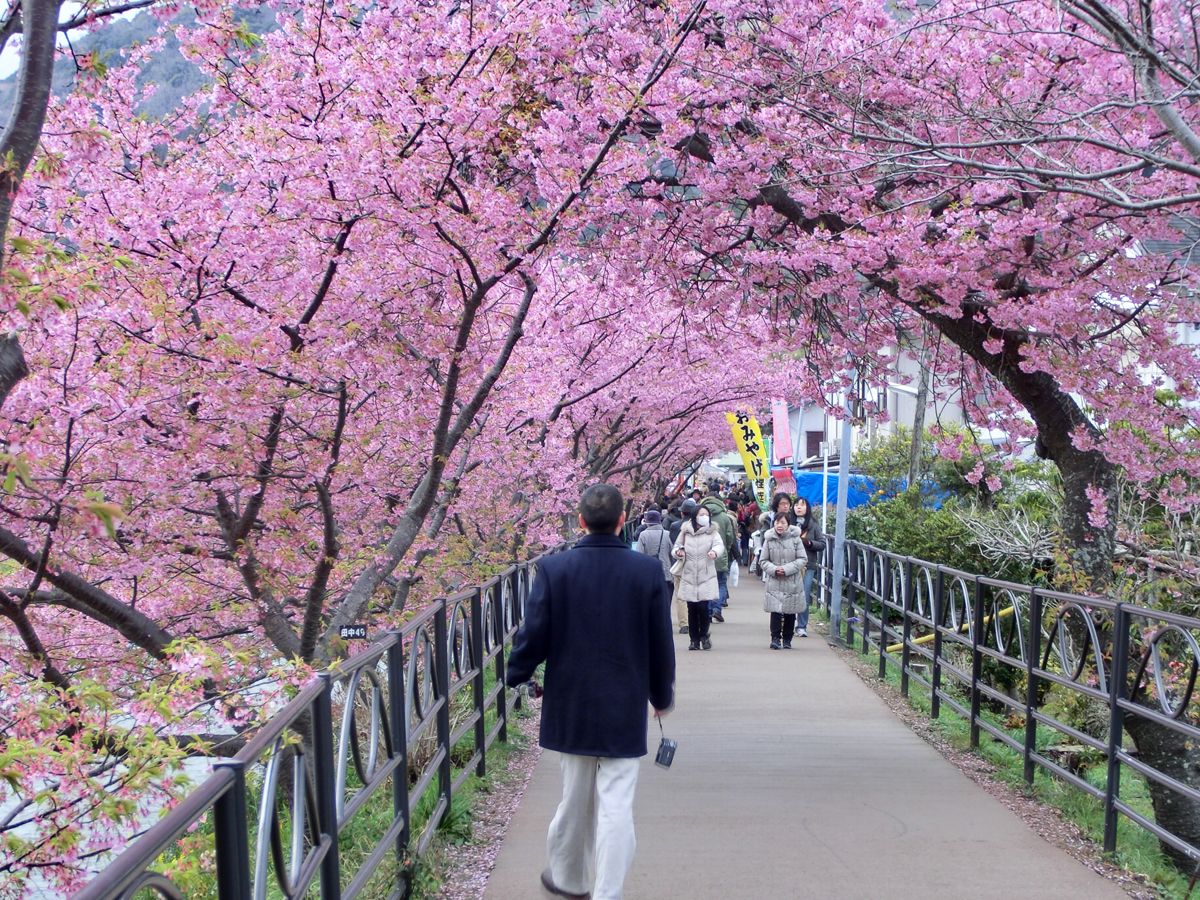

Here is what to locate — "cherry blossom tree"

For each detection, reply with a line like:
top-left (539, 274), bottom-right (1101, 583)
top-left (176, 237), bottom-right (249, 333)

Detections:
top-left (0, 0), bottom-right (732, 883)
top-left (603, 0), bottom-right (1200, 587)
top-left (621, 0), bottom-right (1200, 867)
top-left (5, 0), bottom-right (1200, 884)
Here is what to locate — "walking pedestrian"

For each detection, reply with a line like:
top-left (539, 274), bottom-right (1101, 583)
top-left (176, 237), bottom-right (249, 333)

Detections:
top-left (748, 511), bottom-right (771, 575)
top-left (506, 483), bottom-right (675, 900)
top-left (666, 501), bottom-right (685, 544)
top-left (768, 491), bottom-right (796, 526)
top-left (667, 499), bottom-right (696, 634)
top-left (700, 490), bottom-right (739, 621)
top-left (793, 497), bottom-right (827, 638)
top-left (758, 513), bottom-right (807, 649)
top-left (673, 500), bottom-right (723, 651)
top-left (635, 507), bottom-right (676, 627)
top-left (736, 495), bottom-right (760, 564)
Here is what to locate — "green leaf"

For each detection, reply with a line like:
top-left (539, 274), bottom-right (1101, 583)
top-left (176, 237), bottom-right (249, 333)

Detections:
top-left (82, 500), bottom-right (125, 539)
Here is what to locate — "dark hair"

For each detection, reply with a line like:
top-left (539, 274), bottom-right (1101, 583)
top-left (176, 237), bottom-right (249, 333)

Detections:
top-left (769, 492), bottom-right (794, 514)
top-left (579, 483), bottom-right (624, 533)
top-left (793, 497), bottom-right (813, 529)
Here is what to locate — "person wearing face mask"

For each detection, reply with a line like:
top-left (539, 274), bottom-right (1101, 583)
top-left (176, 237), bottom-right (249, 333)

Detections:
top-left (672, 500), bottom-right (723, 651)
top-left (758, 512), bottom-right (807, 649)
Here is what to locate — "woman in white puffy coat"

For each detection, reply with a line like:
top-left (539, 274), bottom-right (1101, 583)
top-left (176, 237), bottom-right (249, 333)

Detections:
top-left (672, 503), bottom-right (723, 651)
top-left (758, 515), bottom-right (807, 649)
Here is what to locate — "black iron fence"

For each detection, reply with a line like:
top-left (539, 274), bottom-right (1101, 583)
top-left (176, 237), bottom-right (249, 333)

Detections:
top-left (830, 539), bottom-right (1200, 866)
top-left (76, 551), bottom-right (556, 900)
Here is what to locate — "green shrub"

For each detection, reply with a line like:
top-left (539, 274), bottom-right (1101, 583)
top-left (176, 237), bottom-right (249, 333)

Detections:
top-left (847, 491), bottom-right (992, 575)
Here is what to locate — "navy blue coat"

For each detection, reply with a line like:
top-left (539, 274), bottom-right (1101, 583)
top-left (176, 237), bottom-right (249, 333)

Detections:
top-left (506, 533), bottom-right (676, 758)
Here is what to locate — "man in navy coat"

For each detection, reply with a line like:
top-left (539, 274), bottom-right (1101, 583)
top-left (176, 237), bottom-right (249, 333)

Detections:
top-left (507, 483), bottom-right (675, 900)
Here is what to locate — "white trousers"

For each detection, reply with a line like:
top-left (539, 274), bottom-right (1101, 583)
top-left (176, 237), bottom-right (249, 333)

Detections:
top-left (546, 753), bottom-right (640, 900)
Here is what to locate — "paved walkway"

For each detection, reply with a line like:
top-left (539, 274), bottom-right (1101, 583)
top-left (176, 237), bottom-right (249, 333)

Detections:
top-left (485, 580), bottom-right (1126, 899)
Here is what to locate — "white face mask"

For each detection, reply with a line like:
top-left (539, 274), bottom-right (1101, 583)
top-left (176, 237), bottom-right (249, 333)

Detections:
top-left (696, 514), bottom-right (710, 528)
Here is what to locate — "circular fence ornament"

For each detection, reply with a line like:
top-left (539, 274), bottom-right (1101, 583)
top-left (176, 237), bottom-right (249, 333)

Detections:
top-left (449, 598), bottom-right (474, 682)
top-left (115, 871), bottom-right (186, 900)
top-left (335, 667), bottom-right (393, 819)
top-left (1046, 602), bottom-right (1107, 694)
top-left (947, 576), bottom-right (972, 636)
top-left (1137, 624), bottom-right (1200, 719)
top-left (253, 737), bottom-right (319, 900)
top-left (408, 625), bottom-right (438, 727)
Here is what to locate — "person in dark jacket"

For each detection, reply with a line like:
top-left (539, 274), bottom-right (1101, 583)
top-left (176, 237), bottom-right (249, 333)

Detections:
top-left (669, 498), bottom-right (695, 546)
top-left (506, 483), bottom-right (675, 900)
top-left (667, 498), bottom-right (697, 634)
top-left (700, 492), bottom-right (738, 621)
top-left (793, 497), bottom-right (827, 638)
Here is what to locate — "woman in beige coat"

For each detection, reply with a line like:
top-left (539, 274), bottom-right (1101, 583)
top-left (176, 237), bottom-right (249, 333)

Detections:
top-left (758, 515), bottom-right (807, 649)
top-left (673, 503), bottom-right (723, 651)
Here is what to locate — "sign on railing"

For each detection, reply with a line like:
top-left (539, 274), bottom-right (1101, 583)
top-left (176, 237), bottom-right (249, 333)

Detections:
top-left (76, 551), bottom-right (556, 900)
top-left (829, 540), bottom-right (1200, 868)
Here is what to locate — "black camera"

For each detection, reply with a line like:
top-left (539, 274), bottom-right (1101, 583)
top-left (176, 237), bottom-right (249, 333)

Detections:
top-left (654, 737), bottom-right (677, 769)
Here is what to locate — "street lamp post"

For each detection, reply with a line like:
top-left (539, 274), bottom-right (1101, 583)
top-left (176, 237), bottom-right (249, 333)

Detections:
top-left (828, 376), bottom-right (855, 646)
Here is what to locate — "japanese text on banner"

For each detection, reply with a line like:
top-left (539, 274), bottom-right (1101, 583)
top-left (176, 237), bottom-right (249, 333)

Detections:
top-left (725, 411), bottom-right (771, 507)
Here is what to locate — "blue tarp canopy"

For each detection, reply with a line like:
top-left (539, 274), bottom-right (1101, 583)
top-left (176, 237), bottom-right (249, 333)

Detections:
top-left (792, 471), bottom-right (876, 508)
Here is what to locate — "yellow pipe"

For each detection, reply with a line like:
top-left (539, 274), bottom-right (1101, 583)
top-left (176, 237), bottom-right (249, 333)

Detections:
top-left (886, 605), bottom-right (1015, 654)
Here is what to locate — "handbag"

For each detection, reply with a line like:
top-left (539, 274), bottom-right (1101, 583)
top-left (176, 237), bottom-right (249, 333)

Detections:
top-left (728, 558), bottom-right (740, 587)
top-left (669, 533), bottom-right (686, 577)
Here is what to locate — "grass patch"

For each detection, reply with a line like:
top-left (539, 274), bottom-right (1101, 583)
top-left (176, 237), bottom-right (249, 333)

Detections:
top-left (833, 629), bottom-right (1200, 899)
top-left (131, 685), bottom-right (537, 900)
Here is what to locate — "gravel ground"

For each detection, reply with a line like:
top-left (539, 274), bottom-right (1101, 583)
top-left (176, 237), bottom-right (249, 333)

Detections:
top-left (826, 633), bottom-right (1159, 899)
top-left (433, 702), bottom-right (543, 899)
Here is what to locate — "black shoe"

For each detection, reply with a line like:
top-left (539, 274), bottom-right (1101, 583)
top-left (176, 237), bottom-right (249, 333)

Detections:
top-left (782, 640), bottom-right (793, 649)
top-left (541, 869), bottom-right (590, 899)
top-left (770, 640), bottom-right (781, 650)
top-left (701, 638), bottom-right (712, 650)
top-left (679, 626), bottom-right (689, 634)
top-left (688, 641), bottom-right (699, 650)
top-left (712, 611), bottom-right (724, 623)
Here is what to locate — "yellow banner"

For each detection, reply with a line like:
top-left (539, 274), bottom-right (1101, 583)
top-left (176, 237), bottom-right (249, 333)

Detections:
top-left (726, 411), bottom-right (770, 507)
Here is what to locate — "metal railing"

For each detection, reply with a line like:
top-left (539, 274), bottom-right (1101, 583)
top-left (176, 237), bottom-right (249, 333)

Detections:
top-left (76, 551), bottom-right (556, 900)
top-left (829, 539), bottom-right (1200, 866)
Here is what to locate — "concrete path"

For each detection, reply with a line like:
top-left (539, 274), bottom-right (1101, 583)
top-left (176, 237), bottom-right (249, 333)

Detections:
top-left (485, 580), bottom-right (1126, 899)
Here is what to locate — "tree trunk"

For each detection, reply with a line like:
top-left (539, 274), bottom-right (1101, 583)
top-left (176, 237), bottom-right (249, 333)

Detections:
top-left (0, 333), bottom-right (28, 411)
top-left (0, 2), bottom-right (64, 413)
top-left (914, 305), bottom-right (1200, 865)
top-left (915, 305), bottom-right (1117, 589)
top-left (1122, 714), bottom-right (1200, 875)
top-left (907, 330), bottom-right (931, 489)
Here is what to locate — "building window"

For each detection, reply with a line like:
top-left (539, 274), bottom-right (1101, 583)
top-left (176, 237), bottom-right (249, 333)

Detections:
top-left (806, 430), bottom-right (824, 459)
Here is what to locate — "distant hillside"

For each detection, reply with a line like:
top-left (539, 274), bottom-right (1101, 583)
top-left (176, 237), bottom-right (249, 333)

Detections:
top-left (0, 6), bottom-right (277, 121)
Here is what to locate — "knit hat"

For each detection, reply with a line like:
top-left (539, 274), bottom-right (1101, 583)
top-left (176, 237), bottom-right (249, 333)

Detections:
top-left (643, 510), bottom-right (662, 525)
top-left (681, 498), bottom-right (699, 517)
